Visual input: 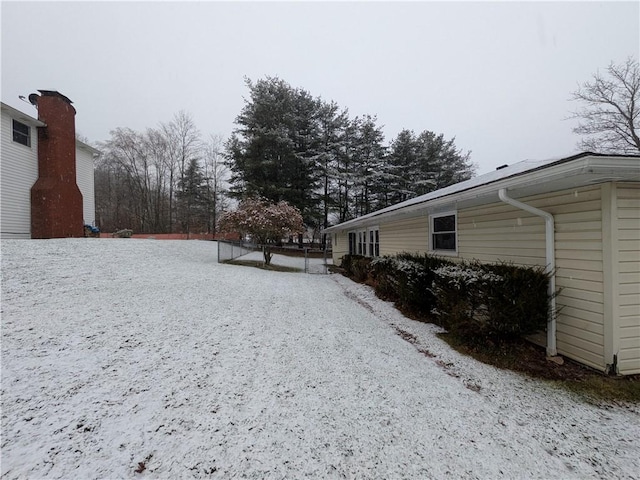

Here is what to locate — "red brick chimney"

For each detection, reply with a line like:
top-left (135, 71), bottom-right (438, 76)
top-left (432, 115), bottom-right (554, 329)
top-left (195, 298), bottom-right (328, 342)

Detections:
top-left (30, 90), bottom-right (84, 238)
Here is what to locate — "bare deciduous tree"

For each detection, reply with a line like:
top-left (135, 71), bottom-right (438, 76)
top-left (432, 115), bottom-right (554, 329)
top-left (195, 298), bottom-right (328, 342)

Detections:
top-left (161, 111), bottom-right (201, 231)
top-left (570, 57), bottom-right (640, 154)
top-left (202, 134), bottom-right (229, 234)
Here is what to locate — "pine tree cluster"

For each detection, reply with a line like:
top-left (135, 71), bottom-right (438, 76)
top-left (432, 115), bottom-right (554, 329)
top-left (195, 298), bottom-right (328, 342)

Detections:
top-left (226, 76), bottom-right (476, 231)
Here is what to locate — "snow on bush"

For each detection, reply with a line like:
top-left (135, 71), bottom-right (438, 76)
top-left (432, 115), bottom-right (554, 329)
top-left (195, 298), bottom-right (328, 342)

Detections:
top-left (432, 264), bottom-right (503, 288)
top-left (347, 253), bottom-right (551, 344)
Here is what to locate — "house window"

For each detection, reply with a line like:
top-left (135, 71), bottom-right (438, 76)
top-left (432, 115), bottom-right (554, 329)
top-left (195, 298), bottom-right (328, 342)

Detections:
top-left (349, 228), bottom-right (379, 257)
top-left (357, 231), bottom-right (365, 255)
top-left (12, 120), bottom-right (31, 147)
top-left (368, 228), bottom-right (379, 257)
top-left (348, 232), bottom-right (356, 255)
top-left (430, 213), bottom-right (457, 253)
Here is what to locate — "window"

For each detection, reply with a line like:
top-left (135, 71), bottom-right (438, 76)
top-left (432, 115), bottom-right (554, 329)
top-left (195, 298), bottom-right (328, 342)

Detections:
top-left (12, 120), bottom-right (31, 147)
top-left (349, 227), bottom-right (379, 257)
top-left (357, 231), bottom-right (365, 255)
top-left (430, 213), bottom-right (457, 253)
top-left (369, 228), bottom-right (379, 257)
top-left (348, 232), bottom-right (356, 255)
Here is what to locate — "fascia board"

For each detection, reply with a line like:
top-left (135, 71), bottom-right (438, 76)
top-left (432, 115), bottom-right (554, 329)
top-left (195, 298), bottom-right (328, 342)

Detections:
top-left (1, 102), bottom-right (46, 127)
top-left (76, 140), bottom-right (101, 156)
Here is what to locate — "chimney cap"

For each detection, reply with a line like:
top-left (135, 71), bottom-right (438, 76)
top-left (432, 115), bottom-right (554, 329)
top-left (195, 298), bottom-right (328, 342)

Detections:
top-left (37, 90), bottom-right (73, 105)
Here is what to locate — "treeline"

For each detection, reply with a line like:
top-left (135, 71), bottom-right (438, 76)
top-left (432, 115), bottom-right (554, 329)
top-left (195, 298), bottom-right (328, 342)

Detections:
top-left (226, 77), bottom-right (475, 234)
top-left (95, 113), bottom-right (227, 234)
top-left (94, 76), bottom-right (475, 235)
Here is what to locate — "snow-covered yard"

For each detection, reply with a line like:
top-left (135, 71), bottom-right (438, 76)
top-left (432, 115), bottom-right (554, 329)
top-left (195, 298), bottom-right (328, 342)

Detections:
top-left (1, 239), bottom-right (638, 479)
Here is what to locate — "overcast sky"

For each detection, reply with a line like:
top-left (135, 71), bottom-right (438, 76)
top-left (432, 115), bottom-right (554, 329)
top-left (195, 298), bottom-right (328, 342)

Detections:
top-left (2, 1), bottom-right (638, 174)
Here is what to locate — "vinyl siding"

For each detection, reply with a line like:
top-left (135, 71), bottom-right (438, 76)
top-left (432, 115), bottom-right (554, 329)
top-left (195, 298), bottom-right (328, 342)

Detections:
top-left (332, 232), bottom-right (349, 265)
top-left (458, 204), bottom-right (545, 266)
top-left (332, 181), bottom-right (635, 374)
top-left (616, 183), bottom-right (640, 375)
top-left (76, 146), bottom-right (96, 226)
top-left (458, 185), bottom-right (606, 371)
top-left (379, 215), bottom-right (428, 256)
top-left (1, 109), bottom-right (96, 237)
top-left (1, 111), bottom-right (39, 238)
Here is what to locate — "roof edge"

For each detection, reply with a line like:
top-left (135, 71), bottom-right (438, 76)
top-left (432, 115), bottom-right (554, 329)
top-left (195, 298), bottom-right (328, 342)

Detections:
top-left (323, 152), bottom-right (640, 233)
top-left (1, 102), bottom-right (45, 127)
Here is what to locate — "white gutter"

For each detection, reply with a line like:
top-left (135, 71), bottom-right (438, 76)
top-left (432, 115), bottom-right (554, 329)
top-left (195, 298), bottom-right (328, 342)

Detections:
top-left (498, 188), bottom-right (557, 357)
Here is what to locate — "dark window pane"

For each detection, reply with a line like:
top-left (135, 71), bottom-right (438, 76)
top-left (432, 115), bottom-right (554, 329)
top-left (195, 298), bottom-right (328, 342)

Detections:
top-left (12, 120), bottom-right (30, 147)
top-left (433, 215), bottom-right (455, 232)
top-left (348, 233), bottom-right (356, 254)
top-left (433, 232), bottom-right (456, 250)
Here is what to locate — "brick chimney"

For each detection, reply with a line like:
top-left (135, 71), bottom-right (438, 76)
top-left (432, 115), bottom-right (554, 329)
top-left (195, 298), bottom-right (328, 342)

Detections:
top-left (30, 90), bottom-right (84, 238)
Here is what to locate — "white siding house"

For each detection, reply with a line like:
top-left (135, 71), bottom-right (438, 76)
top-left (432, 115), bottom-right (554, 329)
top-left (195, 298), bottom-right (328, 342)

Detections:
top-left (1, 103), bottom-right (42, 238)
top-left (325, 153), bottom-right (640, 375)
top-left (1, 102), bottom-right (99, 238)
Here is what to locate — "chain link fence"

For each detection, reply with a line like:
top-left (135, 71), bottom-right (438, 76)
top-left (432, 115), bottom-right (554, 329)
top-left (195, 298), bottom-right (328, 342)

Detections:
top-left (217, 240), bottom-right (331, 274)
top-left (217, 240), bottom-right (259, 263)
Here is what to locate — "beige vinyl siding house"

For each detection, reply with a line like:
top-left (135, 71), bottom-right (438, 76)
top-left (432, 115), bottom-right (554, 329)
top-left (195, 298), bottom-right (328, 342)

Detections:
top-left (326, 154), bottom-right (640, 375)
top-left (380, 216), bottom-right (429, 256)
top-left (615, 183), bottom-right (640, 374)
top-left (0, 102), bottom-right (99, 238)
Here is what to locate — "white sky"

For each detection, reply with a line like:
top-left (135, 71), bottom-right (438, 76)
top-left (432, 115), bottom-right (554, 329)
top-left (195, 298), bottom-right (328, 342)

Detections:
top-left (2, 1), bottom-right (638, 174)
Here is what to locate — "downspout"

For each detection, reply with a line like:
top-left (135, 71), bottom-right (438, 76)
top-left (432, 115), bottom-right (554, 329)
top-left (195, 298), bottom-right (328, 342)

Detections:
top-left (498, 189), bottom-right (557, 357)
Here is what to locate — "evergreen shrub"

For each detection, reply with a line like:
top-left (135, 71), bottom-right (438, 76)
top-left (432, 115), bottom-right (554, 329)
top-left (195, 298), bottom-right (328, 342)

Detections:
top-left (340, 255), bottom-right (372, 282)
top-left (432, 261), bottom-right (551, 344)
top-left (370, 253), bottom-right (452, 315)
top-left (342, 253), bottom-right (551, 345)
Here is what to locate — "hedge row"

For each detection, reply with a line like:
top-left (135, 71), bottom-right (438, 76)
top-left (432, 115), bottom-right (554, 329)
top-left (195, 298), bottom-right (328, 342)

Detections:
top-left (341, 253), bottom-right (551, 345)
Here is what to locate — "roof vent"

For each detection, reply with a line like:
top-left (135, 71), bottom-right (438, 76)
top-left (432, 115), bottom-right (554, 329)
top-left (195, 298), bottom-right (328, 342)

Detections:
top-left (496, 164), bottom-right (508, 170)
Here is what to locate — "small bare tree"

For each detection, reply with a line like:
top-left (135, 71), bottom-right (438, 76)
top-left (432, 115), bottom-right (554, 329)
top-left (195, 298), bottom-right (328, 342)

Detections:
top-left (202, 134), bottom-right (229, 235)
top-left (570, 57), bottom-right (640, 154)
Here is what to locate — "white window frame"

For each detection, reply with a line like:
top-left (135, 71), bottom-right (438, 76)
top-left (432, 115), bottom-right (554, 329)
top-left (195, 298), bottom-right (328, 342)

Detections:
top-left (12, 119), bottom-right (31, 147)
top-left (350, 226), bottom-right (379, 257)
top-left (429, 211), bottom-right (458, 255)
top-left (368, 226), bottom-right (380, 257)
top-left (357, 230), bottom-right (364, 255)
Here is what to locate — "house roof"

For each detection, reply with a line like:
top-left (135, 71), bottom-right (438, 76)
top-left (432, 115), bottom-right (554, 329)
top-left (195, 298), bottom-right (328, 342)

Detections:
top-left (323, 152), bottom-right (640, 233)
top-left (2, 101), bottom-right (101, 156)
top-left (76, 140), bottom-right (101, 156)
top-left (1, 102), bottom-right (45, 128)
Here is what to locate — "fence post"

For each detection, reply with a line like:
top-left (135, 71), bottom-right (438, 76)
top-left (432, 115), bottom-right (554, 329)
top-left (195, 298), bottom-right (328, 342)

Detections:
top-left (323, 244), bottom-right (328, 274)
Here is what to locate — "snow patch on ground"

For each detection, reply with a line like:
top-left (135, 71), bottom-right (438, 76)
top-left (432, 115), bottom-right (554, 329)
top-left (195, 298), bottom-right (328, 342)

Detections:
top-left (1, 239), bottom-right (638, 478)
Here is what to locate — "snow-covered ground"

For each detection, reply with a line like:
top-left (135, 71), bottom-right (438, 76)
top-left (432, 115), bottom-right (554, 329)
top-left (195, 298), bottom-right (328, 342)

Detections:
top-left (1, 239), bottom-right (638, 479)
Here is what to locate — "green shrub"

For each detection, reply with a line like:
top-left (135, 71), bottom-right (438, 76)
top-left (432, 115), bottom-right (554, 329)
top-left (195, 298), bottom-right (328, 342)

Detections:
top-left (432, 261), bottom-right (550, 344)
top-left (342, 252), bottom-right (551, 346)
top-left (340, 255), bottom-right (372, 282)
top-left (481, 262), bottom-right (551, 340)
top-left (371, 253), bottom-right (453, 316)
top-left (431, 263), bottom-right (503, 338)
